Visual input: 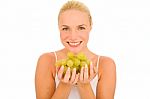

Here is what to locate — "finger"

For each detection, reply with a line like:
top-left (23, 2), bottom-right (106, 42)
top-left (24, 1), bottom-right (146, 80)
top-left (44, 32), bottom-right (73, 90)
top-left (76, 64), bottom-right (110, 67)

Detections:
top-left (56, 66), bottom-right (61, 73)
top-left (73, 73), bottom-right (79, 85)
top-left (57, 66), bottom-right (64, 80)
top-left (70, 68), bottom-right (76, 83)
top-left (84, 64), bottom-right (88, 80)
top-left (90, 62), bottom-right (94, 77)
top-left (63, 67), bottom-right (71, 82)
top-left (79, 67), bottom-right (84, 81)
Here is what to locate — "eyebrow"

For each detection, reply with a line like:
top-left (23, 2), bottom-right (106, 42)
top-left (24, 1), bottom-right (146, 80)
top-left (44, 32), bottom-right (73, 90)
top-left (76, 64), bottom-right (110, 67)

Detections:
top-left (78, 24), bottom-right (87, 27)
top-left (61, 25), bottom-right (69, 27)
top-left (61, 24), bottom-right (87, 27)
top-left (62, 25), bottom-right (68, 27)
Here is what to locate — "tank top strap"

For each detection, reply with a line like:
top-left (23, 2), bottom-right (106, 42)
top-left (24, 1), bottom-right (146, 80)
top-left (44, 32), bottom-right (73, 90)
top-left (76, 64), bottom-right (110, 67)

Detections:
top-left (53, 51), bottom-right (59, 82)
top-left (53, 51), bottom-right (58, 62)
top-left (96, 55), bottom-right (100, 67)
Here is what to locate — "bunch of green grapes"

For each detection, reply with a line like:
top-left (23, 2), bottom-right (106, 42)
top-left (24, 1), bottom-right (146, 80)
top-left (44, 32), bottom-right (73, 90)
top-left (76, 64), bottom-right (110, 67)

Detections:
top-left (55, 52), bottom-right (91, 74)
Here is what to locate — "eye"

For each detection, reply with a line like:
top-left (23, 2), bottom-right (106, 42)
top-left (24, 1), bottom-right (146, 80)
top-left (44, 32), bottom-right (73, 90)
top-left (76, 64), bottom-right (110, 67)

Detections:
top-left (78, 27), bottom-right (85, 30)
top-left (62, 27), bottom-right (69, 31)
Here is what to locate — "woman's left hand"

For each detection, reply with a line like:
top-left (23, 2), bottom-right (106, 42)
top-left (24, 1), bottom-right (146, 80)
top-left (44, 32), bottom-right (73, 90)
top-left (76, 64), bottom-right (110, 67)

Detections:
top-left (78, 62), bottom-right (98, 85)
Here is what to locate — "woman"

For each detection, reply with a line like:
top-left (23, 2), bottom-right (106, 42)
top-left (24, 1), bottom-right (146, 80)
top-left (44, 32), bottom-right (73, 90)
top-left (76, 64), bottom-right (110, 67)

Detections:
top-left (35, 1), bottom-right (116, 99)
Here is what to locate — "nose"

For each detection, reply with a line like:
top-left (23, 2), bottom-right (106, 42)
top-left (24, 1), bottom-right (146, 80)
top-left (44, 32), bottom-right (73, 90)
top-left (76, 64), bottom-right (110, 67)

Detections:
top-left (70, 29), bottom-right (78, 40)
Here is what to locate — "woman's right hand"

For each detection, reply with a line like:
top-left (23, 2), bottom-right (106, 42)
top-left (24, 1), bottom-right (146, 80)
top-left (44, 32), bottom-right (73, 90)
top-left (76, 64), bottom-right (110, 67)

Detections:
top-left (57, 66), bottom-right (79, 85)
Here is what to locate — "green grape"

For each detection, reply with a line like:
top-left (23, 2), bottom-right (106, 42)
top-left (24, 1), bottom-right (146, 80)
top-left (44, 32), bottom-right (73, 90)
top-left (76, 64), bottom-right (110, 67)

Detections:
top-left (61, 59), bottom-right (67, 66)
top-left (67, 59), bottom-right (74, 67)
top-left (73, 58), bottom-right (80, 67)
top-left (67, 52), bottom-right (74, 59)
top-left (70, 66), bottom-right (74, 71)
top-left (77, 52), bottom-right (87, 61)
top-left (62, 66), bottom-right (67, 77)
top-left (55, 60), bottom-right (62, 67)
top-left (55, 51), bottom-right (91, 74)
top-left (55, 59), bottom-right (66, 66)
top-left (80, 61), bottom-right (87, 67)
top-left (76, 66), bottom-right (80, 73)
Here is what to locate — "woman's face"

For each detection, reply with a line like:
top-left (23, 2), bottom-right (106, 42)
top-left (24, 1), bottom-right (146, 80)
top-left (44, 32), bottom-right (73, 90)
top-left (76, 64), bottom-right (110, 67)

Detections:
top-left (58, 9), bottom-right (91, 53)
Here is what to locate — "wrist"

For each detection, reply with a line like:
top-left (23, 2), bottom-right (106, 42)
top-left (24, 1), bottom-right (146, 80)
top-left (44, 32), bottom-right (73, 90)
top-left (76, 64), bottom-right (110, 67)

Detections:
top-left (77, 82), bottom-right (91, 89)
top-left (59, 81), bottom-right (72, 88)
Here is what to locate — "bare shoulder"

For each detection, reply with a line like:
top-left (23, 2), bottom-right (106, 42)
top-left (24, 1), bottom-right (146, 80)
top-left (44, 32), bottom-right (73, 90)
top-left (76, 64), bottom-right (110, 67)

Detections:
top-left (99, 56), bottom-right (116, 72)
top-left (38, 52), bottom-right (54, 61)
top-left (98, 56), bottom-right (116, 78)
top-left (36, 52), bottom-right (56, 78)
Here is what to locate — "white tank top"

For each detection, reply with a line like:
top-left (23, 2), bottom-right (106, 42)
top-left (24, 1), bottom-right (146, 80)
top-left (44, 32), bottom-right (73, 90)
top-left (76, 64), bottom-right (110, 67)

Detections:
top-left (54, 52), bottom-right (100, 99)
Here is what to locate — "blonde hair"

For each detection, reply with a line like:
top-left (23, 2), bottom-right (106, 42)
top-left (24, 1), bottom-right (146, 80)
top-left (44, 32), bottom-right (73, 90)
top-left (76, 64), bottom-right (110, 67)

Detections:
top-left (58, 0), bottom-right (92, 26)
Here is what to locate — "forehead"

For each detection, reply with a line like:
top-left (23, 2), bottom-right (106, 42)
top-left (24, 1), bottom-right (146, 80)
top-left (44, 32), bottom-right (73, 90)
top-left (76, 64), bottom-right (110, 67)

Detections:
top-left (59, 9), bottom-right (90, 26)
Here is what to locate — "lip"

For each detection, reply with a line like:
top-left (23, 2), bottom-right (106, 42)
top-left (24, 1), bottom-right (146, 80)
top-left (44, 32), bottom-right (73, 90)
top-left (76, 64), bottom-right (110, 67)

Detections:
top-left (67, 41), bottom-right (82, 47)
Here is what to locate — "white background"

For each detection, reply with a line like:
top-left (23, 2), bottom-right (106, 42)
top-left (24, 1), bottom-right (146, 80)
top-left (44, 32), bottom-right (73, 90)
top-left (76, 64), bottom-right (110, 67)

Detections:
top-left (0, 0), bottom-right (150, 99)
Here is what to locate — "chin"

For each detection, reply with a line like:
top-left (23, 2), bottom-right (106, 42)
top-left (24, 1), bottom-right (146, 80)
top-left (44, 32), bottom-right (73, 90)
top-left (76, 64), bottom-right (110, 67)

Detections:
top-left (69, 49), bottom-right (81, 54)
top-left (67, 46), bottom-right (85, 54)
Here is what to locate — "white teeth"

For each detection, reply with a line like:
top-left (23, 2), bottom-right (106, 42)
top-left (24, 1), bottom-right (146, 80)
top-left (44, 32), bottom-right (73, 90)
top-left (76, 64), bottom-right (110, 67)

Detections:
top-left (69, 42), bottom-right (80, 46)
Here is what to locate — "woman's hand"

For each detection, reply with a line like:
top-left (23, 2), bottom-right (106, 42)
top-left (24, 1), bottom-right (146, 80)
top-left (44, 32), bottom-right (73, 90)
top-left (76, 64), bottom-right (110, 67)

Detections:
top-left (78, 62), bottom-right (98, 85)
top-left (57, 66), bottom-right (79, 85)
top-left (76, 62), bottom-right (97, 99)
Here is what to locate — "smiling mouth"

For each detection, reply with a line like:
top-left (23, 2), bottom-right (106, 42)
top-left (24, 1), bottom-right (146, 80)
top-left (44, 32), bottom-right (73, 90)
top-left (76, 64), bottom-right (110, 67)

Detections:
top-left (67, 41), bottom-right (82, 47)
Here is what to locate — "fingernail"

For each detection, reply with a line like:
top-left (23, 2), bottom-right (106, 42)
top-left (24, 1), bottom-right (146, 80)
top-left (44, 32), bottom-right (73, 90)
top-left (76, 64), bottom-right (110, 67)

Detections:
top-left (78, 73), bottom-right (80, 77)
top-left (90, 61), bottom-right (93, 65)
top-left (81, 67), bottom-right (84, 70)
top-left (85, 64), bottom-right (88, 68)
top-left (67, 67), bottom-right (70, 71)
top-left (61, 65), bottom-right (64, 69)
top-left (73, 68), bottom-right (76, 71)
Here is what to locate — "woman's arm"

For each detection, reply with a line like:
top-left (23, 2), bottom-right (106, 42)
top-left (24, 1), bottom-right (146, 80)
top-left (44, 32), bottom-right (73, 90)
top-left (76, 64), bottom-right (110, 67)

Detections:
top-left (35, 53), bottom-right (72, 99)
top-left (35, 53), bottom-right (78, 99)
top-left (77, 83), bottom-right (96, 99)
top-left (51, 82), bottom-right (72, 99)
top-left (96, 56), bottom-right (116, 99)
top-left (77, 62), bottom-right (97, 99)
top-left (52, 66), bottom-right (79, 99)
top-left (35, 53), bottom-right (56, 99)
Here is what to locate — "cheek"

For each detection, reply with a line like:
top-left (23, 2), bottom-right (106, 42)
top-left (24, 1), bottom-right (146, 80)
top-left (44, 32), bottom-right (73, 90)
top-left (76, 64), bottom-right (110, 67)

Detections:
top-left (80, 32), bottom-right (90, 41)
top-left (60, 32), bottom-right (68, 41)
